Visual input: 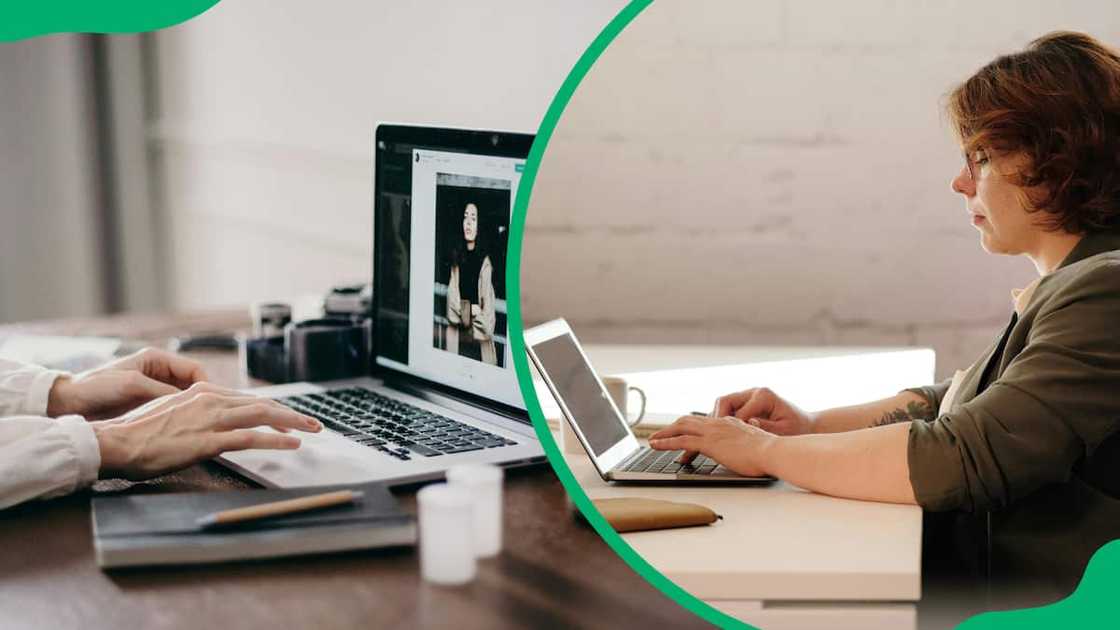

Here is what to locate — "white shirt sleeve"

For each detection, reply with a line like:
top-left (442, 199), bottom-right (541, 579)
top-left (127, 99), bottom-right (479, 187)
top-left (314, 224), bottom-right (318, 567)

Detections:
top-left (0, 359), bottom-right (101, 509)
top-left (0, 415), bottom-right (102, 509)
top-left (0, 357), bottom-right (68, 417)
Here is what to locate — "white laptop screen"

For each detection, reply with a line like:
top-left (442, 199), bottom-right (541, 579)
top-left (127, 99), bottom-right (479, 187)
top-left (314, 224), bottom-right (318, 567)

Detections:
top-left (373, 127), bottom-right (528, 410)
top-left (531, 332), bottom-right (630, 456)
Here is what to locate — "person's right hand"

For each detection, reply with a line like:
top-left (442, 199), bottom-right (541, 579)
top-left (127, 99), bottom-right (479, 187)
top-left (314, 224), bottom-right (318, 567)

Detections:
top-left (91, 383), bottom-right (322, 481)
top-left (711, 387), bottom-right (815, 436)
top-left (675, 387), bottom-right (814, 465)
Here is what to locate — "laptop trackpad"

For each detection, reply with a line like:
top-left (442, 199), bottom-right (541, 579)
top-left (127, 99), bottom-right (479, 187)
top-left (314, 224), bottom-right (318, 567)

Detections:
top-left (218, 428), bottom-right (383, 487)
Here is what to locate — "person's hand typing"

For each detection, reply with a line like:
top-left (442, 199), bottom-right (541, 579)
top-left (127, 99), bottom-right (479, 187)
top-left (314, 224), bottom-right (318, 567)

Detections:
top-left (92, 382), bottom-right (321, 480)
top-left (47, 348), bottom-right (209, 420)
top-left (648, 415), bottom-right (774, 477)
top-left (712, 387), bottom-right (814, 436)
top-left (670, 387), bottom-right (813, 465)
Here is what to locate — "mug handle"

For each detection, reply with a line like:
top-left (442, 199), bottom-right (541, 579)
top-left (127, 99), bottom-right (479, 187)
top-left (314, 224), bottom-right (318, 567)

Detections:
top-left (627, 386), bottom-right (647, 427)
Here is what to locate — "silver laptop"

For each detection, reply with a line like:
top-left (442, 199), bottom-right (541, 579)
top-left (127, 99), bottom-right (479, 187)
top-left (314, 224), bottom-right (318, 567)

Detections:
top-left (525, 318), bottom-right (772, 484)
top-left (218, 124), bottom-right (544, 488)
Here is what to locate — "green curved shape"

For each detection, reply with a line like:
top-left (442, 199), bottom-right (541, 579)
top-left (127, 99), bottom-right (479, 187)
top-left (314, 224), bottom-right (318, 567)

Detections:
top-left (506, 1), bottom-right (754, 628)
top-left (959, 539), bottom-right (1120, 629)
top-left (506, 1), bottom-right (1119, 628)
top-left (1, 0), bottom-right (221, 42)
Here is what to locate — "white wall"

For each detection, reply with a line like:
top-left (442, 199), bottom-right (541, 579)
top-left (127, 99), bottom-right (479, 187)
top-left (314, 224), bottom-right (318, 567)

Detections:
top-left (150, 0), bottom-right (627, 309)
top-left (521, 0), bottom-right (1120, 380)
top-left (0, 35), bottom-right (106, 323)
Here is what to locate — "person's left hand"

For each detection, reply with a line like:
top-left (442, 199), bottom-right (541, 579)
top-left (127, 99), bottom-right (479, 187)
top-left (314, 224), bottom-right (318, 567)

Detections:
top-left (470, 305), bottom-right (490, 340)
top-left (648, 415), bottom-right (776, 477)
top-left (47, 348), bottom-right (209, 420)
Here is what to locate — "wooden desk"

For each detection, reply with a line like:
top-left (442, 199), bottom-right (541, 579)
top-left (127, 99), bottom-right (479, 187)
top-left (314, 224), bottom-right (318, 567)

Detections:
top-left (0, 311), bottom-right (706, 630)
top-left (544, 345), bottom-right (930, 630)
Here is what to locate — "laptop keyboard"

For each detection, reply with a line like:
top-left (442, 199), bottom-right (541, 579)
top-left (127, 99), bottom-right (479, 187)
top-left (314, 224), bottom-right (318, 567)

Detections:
top-left (620, 447), bottom-right (719, 475)
top-left (277, 387), bottom-right (517, 462)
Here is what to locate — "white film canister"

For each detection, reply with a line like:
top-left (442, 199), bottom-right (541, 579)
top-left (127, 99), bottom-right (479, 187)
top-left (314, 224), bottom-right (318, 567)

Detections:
top-left (446, 463), bottom-right (504, 558)
top-left (417, 483), bottom-right (476, 585)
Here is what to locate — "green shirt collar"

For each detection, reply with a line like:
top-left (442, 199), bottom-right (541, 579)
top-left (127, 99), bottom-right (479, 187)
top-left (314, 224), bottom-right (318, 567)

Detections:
top-left (1057, 231), bottom-right (1120, 271)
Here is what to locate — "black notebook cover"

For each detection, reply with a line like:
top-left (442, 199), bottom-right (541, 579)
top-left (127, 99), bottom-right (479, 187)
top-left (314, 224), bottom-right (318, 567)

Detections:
top-left (92, 481), bottom-right (416, 568)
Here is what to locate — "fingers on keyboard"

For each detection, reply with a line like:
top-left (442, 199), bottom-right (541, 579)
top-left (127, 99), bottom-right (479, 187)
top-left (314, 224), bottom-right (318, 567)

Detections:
top-left (279, 389), bottom-right (516, 460)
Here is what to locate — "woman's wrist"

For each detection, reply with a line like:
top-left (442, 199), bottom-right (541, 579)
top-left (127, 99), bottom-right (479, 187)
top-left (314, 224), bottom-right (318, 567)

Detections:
top-left (46, 375), bottom-right (75, 417)
top-left (804, 411), bottom-right (820, 435)
top-left (91, 422), bottom-right (131, 479)
top-left (754, 430), bottom-right (783, 477)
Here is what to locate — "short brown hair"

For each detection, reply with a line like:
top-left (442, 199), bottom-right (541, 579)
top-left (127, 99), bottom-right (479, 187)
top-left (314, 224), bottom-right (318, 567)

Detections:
top-left (946, 31), bottom-right (1120, 234)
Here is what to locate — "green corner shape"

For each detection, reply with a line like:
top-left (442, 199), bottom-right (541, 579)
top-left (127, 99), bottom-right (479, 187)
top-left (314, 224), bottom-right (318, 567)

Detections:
top-left (959, 539), bottom-right (1120, 629)
top-left (505, 1), bottom-right (1120, 628)
top-left (1, 0), bottom-right (221, 42)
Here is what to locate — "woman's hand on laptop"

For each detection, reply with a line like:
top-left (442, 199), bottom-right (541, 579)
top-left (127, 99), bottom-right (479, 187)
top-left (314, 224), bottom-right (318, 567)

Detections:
top-left (91, 382), bottom-right (322, 481)
top-left (47, 347), bottom-right (209, 420)
top-left (712, 387), bottom-right (815, 436)
top-left (648, 415), bottom-right (774, 477)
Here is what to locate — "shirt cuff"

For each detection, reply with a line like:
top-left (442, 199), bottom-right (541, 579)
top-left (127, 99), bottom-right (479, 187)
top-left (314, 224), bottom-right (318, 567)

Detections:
top-left (56, 415), bottom-right (101, 489)
top-left (907, 417), bottom-right (968, 512)
top-left (27, 369), bottom-right (68, 417)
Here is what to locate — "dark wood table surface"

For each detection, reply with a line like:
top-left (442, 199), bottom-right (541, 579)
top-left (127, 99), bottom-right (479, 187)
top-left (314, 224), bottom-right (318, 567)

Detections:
top-left (0, 311), bottom-right (709, 630)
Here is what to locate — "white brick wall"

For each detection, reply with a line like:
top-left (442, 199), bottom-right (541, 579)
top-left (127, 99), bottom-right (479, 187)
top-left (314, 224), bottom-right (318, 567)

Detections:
top-left (151, 0), bottom-right (628, 308)
top-left (153, 1), bottom-right (1120, 382)
top-left (521, 1), bottom-right (1120, 380)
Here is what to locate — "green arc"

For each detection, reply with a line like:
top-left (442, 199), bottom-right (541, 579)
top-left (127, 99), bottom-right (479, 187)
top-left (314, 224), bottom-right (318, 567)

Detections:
top-left (5, 0), bottom-right (1114, 626)
top-left (504, 1), bottom-right (1120, 628)
top-left (505, 1), bottom-right (753, 628)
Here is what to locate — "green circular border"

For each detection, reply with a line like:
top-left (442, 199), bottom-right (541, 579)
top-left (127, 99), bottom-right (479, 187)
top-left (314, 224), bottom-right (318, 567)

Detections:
top-left (505, 2), bottom-right (1120, 628)
top-left (505, 1), bottom-right (752, 627)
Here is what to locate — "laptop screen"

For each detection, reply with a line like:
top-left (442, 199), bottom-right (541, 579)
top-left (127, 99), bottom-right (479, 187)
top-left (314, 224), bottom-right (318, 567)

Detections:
top-left (373, 125), bottom-right (531, 412)
top-left (530, 332), bottom-right (631, 457)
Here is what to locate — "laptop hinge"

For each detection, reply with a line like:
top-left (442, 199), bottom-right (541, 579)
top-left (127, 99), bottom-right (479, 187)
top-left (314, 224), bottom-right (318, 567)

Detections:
top-left (382, 377), bottom-right (534, 435)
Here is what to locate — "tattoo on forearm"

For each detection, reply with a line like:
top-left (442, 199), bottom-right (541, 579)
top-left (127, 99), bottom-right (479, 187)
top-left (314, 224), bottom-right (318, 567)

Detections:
top-left (871, 400), bottom-right (934, 427)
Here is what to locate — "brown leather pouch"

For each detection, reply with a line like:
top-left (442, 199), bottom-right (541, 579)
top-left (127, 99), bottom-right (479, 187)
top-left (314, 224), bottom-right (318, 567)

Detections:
top-left (591, 497), bottom-right (721, 533)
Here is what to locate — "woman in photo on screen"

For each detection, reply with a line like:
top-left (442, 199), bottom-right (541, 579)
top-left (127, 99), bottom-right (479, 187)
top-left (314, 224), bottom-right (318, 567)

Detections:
top-left (446, 202), bottom-right (498, 365)
top-left (647, 31), bottom-right (1120, 606)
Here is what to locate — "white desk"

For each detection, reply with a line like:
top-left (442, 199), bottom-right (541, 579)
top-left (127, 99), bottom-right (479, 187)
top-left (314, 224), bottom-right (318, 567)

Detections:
top-left (538, 345), bottom-right (933, 630)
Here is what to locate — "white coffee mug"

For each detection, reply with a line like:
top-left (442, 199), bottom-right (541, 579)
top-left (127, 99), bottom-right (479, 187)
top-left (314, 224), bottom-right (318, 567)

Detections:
top-left (601, 376), bottom-right (646, 428)
top-left (557, 375), bottom-right (647, 454)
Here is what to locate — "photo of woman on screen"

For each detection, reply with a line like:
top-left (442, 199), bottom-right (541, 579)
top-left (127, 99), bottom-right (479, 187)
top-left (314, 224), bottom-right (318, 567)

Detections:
top-left (445, 202), bottom-right (498, 365)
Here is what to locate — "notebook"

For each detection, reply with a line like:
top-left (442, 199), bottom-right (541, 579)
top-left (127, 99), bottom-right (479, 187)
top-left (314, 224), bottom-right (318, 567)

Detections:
top-left (92, 482), bottom-right (416, 569)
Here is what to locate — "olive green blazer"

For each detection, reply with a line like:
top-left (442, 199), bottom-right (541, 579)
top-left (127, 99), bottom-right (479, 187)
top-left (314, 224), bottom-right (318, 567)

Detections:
top-left (907, 231), bottom-right (1120, 600)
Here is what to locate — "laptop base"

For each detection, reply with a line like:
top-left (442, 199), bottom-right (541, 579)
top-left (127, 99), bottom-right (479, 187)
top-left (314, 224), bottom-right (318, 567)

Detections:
top-left (606, 470), bottom-right (776, 485)
top-left (218, 378), bottom-right (544, 489)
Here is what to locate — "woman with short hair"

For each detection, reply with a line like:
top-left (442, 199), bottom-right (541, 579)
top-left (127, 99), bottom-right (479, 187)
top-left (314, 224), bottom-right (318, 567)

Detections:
top-left (649, 31), bottom-right (1120, 608)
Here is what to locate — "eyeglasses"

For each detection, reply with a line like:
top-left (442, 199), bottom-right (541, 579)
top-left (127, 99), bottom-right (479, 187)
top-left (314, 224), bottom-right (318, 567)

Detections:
top-left (963, 150), bottom-right (989, 181)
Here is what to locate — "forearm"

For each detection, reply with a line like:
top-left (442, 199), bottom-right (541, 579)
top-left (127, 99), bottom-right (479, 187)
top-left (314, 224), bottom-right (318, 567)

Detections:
top-left (810, 391), bottom-right (933, 434)
top-left (760, 422), bottom-right (917, 504)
